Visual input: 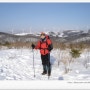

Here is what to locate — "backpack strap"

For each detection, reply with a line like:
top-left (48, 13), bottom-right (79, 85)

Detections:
top-left (46, 39), bottom-right (48, 47)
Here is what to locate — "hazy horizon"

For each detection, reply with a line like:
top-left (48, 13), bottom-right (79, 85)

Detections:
top-left (0, 3), bottom-right (90, 33)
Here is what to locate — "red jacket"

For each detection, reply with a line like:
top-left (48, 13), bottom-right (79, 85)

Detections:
top-left (35, 37), bottom-right (52, 55)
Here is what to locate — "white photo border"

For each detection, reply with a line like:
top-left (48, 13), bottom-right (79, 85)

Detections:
top-left (0, 0), bottom-right (90, 89)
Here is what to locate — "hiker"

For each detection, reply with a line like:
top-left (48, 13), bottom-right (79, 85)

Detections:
top-left (31, 32), bottom-right (53, 76)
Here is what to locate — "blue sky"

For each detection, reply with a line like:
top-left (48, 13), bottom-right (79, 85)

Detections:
top-left (0, 3), bottom-right (90, 33)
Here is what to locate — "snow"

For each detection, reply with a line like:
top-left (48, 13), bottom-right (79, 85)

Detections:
top-left (0, 48), bottom-right (90, 80)
top-left (15, 33), bottom-right (32, 36)
top-left (73, 37), bottom-right (90, 43)
top-left (58, 33), bottom-right (64, 37)
top-left (68, 30), bottom-right (81, 33)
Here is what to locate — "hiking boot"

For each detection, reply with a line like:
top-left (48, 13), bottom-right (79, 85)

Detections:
top-left (48, 73), bottom-right (51, 76)
top-left (41, 71), bottom-right (47, 75)
top-left (48, 70), bottom-right (51, 76)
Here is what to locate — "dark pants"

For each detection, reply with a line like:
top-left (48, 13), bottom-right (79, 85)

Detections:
top-left (41, 53), bottom-right (51, 74)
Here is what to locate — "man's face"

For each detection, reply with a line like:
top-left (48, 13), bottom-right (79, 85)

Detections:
top-left (40, 34), bottom-right (45, 39)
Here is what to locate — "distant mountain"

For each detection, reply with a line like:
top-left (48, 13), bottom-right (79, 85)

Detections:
top-left (46, 30), bottom-right (90, 44)
top-left (64, 32), bottom-right (90, 43)
top-left (88, 29), bottom-right (90, 33)
top-left (0, 32), bottom-right (39, 44)
top-left (0, 30), bottom-right (90, 44)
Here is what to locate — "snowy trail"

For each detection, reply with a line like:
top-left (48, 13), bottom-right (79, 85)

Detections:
top-left (0, 49), bottom-right (63, 80)
top-left (0, 48), bottom-right (90, 80)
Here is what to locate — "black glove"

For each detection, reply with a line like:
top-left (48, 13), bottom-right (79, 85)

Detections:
top-left (31, 43), bottom-right (35, 49)
top-left (48, 44), bottom-right (53, 52)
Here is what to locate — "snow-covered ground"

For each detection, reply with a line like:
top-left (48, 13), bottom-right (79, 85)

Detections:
top-left (0, 48), bottom-right (90, 80)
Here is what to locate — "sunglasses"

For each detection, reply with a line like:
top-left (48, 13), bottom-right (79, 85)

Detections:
top-left (40, 34), bottom-right (45, 36)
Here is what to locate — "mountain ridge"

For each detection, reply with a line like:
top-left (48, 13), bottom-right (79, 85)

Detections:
top-left (0, 30), bottom-right (90, 44)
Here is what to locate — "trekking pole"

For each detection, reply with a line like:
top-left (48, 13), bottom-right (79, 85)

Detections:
top-left (32, 49), bottom-right (35, 77)
top-left (48, 54), bottom-right (50, 80)
top-left (48, 63), bottom-right (50, 80)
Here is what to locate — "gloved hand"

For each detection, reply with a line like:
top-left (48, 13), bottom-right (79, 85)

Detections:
top-left (48, 44), bottom-right (53, 52)
top-left (31, 43), bottom-right (35, 49)
top-left (48, 45), bottom-right (51, 51)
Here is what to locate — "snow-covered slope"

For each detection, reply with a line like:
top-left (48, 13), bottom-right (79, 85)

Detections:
top-left (15, 32), bottom-right (35, 36)
top-left (0, 49), bottom-right (61, 80)
top-left (0, 48), bottom-right (90, 80)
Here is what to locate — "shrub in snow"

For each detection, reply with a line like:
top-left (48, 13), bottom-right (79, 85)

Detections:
top-left (70, 48), bottom-right (81, 60)
top-left (58, 48), bottom-right (82, 74)
top-left (4, 41), bottom-right (10, 46)
top-left (0, 46), bottom-right (8, 50)
top-left (58, 50), bottom-right (72, 74)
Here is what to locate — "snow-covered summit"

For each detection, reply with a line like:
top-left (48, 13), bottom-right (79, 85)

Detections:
top-left (15, 32), bottom-right (34, 36)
